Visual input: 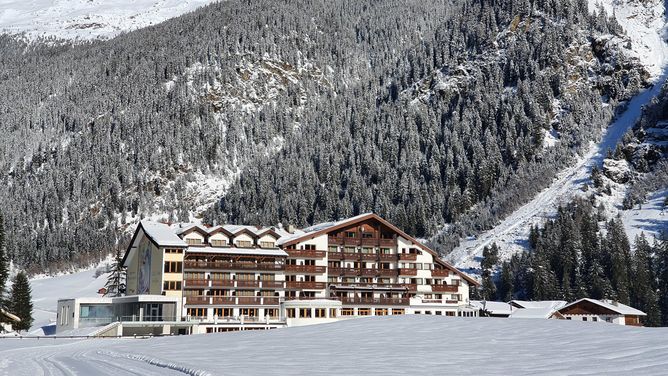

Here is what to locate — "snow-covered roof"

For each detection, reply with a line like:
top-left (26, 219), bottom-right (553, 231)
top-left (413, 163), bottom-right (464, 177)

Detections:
top-left (508, 301), bottom-right (567, 319)
top-left (141, 221), bottom-right (187, 247)
top-left (509, 300), bottom-right (567, 310)
top-left (278, 213), bottom-right (374, 246)
top-left (471, 301), bottom-right (515, 316)
top-left (559, 298), bottom-right (646, 316)
top-left (186, 247), bottom-right (288, 257)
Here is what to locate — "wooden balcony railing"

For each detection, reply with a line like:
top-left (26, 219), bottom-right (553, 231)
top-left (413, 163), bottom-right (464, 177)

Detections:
top-left (431, 284), bottom-right (459, 293)
top-left (185, 296), bottom-right (209, 304)
top-left (378, 253), bottom-right (398, 261)
top-left (361, 268), bottom-right (379, 277)
top-left (328, 237), bottom-right (343, 245)
top-left (184, 279), bottom-right (208, 288)
top-left (402, 284), bottom-right (418, 291)
top-left (184, 261), bottom-right (284, 271)
top-left (398, 268), bottom-right (418, 276)
top-left (286, 249), bottom-right (326, 258)
top-left (236, 280), bottom-right (261, 288)
top-left (260, 281), bottom-right (284, 288)
top-left (327, 252), bottom-right (344, 260)
top-left (378, 269), bottom-right (399, 277)
top-left (237, 297), bottom-right (262, 305)
top-left (361, 238), bottom-right (379, 246)
top-left (330, 282), bottom-right (413, 290)
top-left (431, 269), bottom-right (450, 277)
top-left (285, 265), bottom-right (327, 274)
top-left (360, 253), bottom-right (378, 261)
top-left (285, 281), bottom-right (326, 289)
top-left (379, 238), bottom-right (397, 247)
top-left (210, 279), bottom-right (235, 287)
top-left (341, 297), bottom-right (409, 306)
top-left (211, 296), bottom-right (235, 305)
top-left (398, 253), bottom-right (418, 261)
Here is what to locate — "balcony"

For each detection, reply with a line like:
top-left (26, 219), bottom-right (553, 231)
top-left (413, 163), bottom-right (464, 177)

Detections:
top-left (398, 268), bottom-right (418, 276)
top-left (184, 279), bottom-right (208, 288)
top-left (184, 261), bottom-right (284, 271)
top-left (378, 269), bottom-right (399, 277)
top-left (431, 269), bottom-right (450, 277)
top-left (260, 281), bottom-right (284, 289)
top-left (379, 238), bottom-right (397, 247)
top-left (327, 252), bottom-right (344, 260)
top-left (286, 249), bottom-right (326, 258)
top-left (185, 296), bottom-right (209, 304)
top-left (360, 253), bottom-right (378, 261)
top-left (361, 268), bottom-right (379, 277)
top-left (378, 253), bottom-right (398, 261)
top-left (236, 280), bottom-right (261, 288)
top-left (211, 296), bottom-right (235, 305)
top-left (401, 284), bottom-right (418, 291)
top-left (328, 236), bottom-right (343, 245)
top-left (237, 297), bottom-right (263, 305)
top-left (210, 279), bottom-right (234, 287)
top-left (285, 265), bottom-right (327, 274)
top-left (431, 284), bottom-right (459, 293)
top-left (331, 282), bottom-right (411, 291)
top-left (361, 238), bottom-right (379, 247)
top-left (285, 281), bottom-right (326, 290)
top-left (341, 297), bottom-right (409, 306)
top-left (342, 238), bottom-right (362, 246)
top-left (398, 253), bottom-right (418, 261)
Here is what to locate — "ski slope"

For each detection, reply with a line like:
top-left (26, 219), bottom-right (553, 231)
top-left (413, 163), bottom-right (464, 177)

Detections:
top-left (1, 316), bottom-right (667, 375)
top-left (0, 0), bottom-right (217, 40)
top-left (28, 267), bottom-right (109, 335)
top-left (447, 0), bottom-right (668, 271)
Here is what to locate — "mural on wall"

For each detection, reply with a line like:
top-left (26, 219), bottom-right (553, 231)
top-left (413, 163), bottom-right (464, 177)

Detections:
top-left (138, 242), bottom-right (152, 294)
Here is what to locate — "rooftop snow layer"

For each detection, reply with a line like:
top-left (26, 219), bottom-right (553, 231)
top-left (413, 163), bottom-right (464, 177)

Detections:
top-left (141, 221), bottom-right (187, 247)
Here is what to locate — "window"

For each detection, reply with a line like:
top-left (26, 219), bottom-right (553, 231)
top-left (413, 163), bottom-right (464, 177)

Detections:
top-left (304, 244), bottom-right (316, 250)
top-left (240, 308), bottom-right (258, 317)
top-left (375, 308), bottom-right (388, 316)
top-left (260, 274), bottom-right (275, 281)
top-left (593, 317), bottom-right (598, 322)
top-left (260, 241), bottom-right (275, 248)
top-left (361, 247), bottom-right (374, 254)
top-left (328, 276), bottom-right (338, 283)
top-left (329, 308), bottom-right (337, 318)
top-left (392, 309), bottom-right (405, 315)
top-left (315, 308), bottom-right (326, 318)
top-left (237, 240), bottom-right (253, 248)
top-left (265, 308), bottom-right (278, 318)
top-left (446, 311), bottom-right (455, 317)
top-left (362, 233), bottom-right (373, 239)
top-left (299, 308), bottom-right (312, 318)
top-left (187, 308), bottom-right (206, 317)
top-left (164, 261), bottom-right (182, 273)
top-left (380, 248), bottom-right (391, 254)
top-left (566, 317), bottom-right (572, 320)
top-left (415, 311), bottom-right (422, 315)
top-left (341, 308), bottom-right (354, 316)
top-left (211, 272), bottom-right (231, 280)
top-left (213, 308), bottom-right (233, 317)
top-left (345, 231), bottom-right (356, 238)
top-left (236, 273), bottom-right (255, 281)
top-left (186, 238), bottom-right (203, 245)
top-left (606, 317), bottom-right (613, 323)
top-left (286, 308), bottom-right (296, 318)
top-left (435, 311), bottom-right (442, 316)
top-left (344, 247), bottom-right (356, 254)
top-left (358, 308), bottom-right (371, 316)
top-left (583, 317), bottom-right (588, 321)
top-left (211, 239), bottom-right (228, 247)
top-left (165, 249), bottom-right (183, 254)
top-left (328, 246), bottom-right (338, 252)
top-left (163, 281), bottom-right (182, 290)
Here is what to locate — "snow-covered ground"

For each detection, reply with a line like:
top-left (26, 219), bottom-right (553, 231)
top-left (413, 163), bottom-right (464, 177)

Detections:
top-left (622, 188), bottom-right (668, 242)
top-left (0, 0), bottom-right (217, 40)
top-left (447, 0), bottom-right (668, 272)
top-left (1, 316), bottom-right (667, 375)
top-left (28, 266), bottom-right (109, 334)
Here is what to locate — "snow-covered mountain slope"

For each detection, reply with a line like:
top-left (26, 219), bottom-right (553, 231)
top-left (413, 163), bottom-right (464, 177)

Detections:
top-left (0, 0), bottom-right (216, 40)
top-left (2, 316), bottom-right (668, 375)
top-left (28, 265), bottom-right (109, 334)
top-left (447, 0), bottom-right (668, 271)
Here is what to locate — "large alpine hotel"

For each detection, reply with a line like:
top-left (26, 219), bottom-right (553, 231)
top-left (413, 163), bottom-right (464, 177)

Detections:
top-left (58, 213), bottom-right (479, 335)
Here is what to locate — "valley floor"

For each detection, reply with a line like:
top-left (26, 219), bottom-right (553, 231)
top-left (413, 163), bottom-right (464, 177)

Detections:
top-left (1, 316), bottom-right (667, 375)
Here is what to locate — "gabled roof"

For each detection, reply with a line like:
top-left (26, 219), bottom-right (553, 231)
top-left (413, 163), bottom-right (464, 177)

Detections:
top-left (122, 221), bottom-right (187, 266)
top-left (509, 300), bottom-right (567, 310)
top-left (471, 300), bottom-right (515, 316)
top-left (558, 298), bottom-right (647, 316)
top-left (278, 213), bottom-right (479, 286)
top-left (176, 224), bottom-right (209, 237)
top-left (507, 300), bottom-right (567, 319)
top-left (207, 225), bottom-right (235, 237)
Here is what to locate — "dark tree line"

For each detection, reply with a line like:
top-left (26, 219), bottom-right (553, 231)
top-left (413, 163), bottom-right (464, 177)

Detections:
top-left (484, 198), bottom-right (665, 326)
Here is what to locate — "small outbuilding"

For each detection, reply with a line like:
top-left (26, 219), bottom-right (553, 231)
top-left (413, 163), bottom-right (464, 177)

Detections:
top-left (557, 298), bottom-right (646, 326)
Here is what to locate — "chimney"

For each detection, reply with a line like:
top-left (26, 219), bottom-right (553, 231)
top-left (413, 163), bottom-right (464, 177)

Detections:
top-left (287, 224), bottom-right (296, 234)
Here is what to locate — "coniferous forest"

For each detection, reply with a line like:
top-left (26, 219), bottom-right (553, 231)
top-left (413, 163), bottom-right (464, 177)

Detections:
top-left (0, 0), bottom-right (648, 272)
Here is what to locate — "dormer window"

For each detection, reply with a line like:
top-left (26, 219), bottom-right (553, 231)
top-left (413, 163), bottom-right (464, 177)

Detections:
top-left (211, 239), bottom-right (228, 247)
top-left (260, 241), bottom-right (275, 248)
top-left (237, 240), bottom-right (253, 248)
top-left (186, 238), bottom-right (203, 246)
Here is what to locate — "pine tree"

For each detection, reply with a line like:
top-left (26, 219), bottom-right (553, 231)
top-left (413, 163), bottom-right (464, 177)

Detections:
top-left (631, 234), bottom-right (661, 326)
top-left (104, 249), bottom-right (126, 297)
top-left (497, 262), bottom-right (514, 301)
top-left (9, 272), bottom-right (33, 332)
top-left (0, 213), bottom-right (8, 304)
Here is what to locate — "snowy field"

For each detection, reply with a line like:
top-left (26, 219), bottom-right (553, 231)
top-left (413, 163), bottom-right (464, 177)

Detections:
top-left (0, 0), bottom-right (217, 40)
top-left (1, 316), bottom-right (667, 375)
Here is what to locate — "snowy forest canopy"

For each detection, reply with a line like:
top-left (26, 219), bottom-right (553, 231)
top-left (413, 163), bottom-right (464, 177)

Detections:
top-left (0, 0), bottom-right (647, 272)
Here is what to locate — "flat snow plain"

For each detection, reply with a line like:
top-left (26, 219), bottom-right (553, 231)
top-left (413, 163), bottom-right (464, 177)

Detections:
top-left (1, 316), bottom-right (667, 375)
